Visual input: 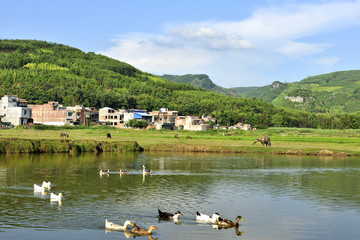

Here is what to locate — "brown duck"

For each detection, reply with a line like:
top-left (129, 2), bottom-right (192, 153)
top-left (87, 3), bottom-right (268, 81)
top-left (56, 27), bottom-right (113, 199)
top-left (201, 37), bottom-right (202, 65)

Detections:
top-left (218, 216), bottom-right (244, 227)
top-left (131, 223), bottom-right (158, 235)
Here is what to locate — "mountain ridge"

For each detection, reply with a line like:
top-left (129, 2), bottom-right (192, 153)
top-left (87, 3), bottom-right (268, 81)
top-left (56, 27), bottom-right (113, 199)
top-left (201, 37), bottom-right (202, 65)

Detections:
top-left (164, 71), bottom-right (360, 113)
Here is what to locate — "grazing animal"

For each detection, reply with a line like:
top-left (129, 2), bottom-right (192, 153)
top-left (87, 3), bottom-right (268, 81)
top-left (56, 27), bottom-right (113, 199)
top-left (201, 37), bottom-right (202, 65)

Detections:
top-left (186, 136), bottom-right (191, 139)
top-left (141, 165), bottom-right (151, 175)
top-left (105, 219), bottom-right (133, 231)
top-left (174, 133), bottom-right (178, 138)
top-left (196, 212), bottom-right (221, 223)
top-left (158, 209), bottom-right (183, 220)
top-left (253, 136), bottom-right (271, 147)
top-left (60, 131), bottom-right (69, 138)
top-left (106, 132), bottom-right (111, 139)
top-left (131, 223), bottom-right (158, 235)
top-left (217, 216), bottom-right (244, 227)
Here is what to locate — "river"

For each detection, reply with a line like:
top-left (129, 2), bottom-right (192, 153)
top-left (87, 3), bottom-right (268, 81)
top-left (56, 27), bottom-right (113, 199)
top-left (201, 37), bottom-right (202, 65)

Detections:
top-left (1, 152), bottom-right (360, 239)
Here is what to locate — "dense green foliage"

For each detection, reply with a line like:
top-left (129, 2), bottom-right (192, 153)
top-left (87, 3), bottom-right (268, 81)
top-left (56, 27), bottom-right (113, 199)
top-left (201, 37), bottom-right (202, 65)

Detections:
top-left (232, 71), bottom-right (360, 114)
top-left (125, 119), bottom-right (148, 129)
top-left (161, 74), bottom-right (241, 97)
top-left (0, 39), bottom-right (359, 129)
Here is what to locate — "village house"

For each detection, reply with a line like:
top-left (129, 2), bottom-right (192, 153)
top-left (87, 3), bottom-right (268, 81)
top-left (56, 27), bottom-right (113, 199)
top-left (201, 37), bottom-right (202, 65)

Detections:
top-left (174, 115), bottom-right (216, 131)
top-left (29, 102), bottom-right (99, 126)
top-left (30, 102), bottom-right (70, 126)
top-left (99, 108), bottom-right (152, 128)
top-left (0, 95), bottom-right (31, 126)
top-left (183, 116), bottom-right (207, 131)
top-left (149, 108), bottom-right (178, 130)
top-left (66, 105), bottom-right (99, 126)
top-left (232, 122), bottom-right (252, 130)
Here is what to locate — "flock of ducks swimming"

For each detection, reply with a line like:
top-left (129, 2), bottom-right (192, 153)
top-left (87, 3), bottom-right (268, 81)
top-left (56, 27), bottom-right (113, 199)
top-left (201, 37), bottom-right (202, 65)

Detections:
top-left (99, 165), bottom-right (151, 176)
top-left (33, 181), bottom-right (63, 202)
top-left (100, 165), bottom-right (244, 237)
top-left (105, 209), bottom-right (244, 236)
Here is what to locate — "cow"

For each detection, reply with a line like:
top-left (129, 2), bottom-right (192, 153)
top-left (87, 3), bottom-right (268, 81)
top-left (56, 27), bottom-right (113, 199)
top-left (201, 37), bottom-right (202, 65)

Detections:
top-left (60, 131), bottom-right (69, 138)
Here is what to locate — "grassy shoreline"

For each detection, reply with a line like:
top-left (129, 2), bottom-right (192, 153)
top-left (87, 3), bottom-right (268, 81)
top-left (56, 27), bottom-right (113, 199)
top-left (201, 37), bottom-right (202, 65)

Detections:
top-left (0, 127), bottom-right (359, 155)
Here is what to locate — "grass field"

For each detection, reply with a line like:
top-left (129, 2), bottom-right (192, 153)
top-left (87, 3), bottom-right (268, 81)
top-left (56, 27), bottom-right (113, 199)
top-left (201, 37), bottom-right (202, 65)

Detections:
top-left (0, 127), bottom-right (359, 155)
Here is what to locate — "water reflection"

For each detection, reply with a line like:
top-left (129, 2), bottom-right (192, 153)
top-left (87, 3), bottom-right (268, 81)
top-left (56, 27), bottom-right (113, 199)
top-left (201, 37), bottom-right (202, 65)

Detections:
top-left (1, 152), bottom-right (360, 239)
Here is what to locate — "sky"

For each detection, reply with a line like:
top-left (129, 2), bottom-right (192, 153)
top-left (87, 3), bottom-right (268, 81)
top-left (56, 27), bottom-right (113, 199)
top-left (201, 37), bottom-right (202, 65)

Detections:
top-left (2, 0), bottom-right (360, 88)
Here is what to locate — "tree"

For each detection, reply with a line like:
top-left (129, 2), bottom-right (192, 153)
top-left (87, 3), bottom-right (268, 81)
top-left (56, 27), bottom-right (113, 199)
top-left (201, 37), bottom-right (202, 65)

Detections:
top-left (125, 119), bottom-right (148, 129)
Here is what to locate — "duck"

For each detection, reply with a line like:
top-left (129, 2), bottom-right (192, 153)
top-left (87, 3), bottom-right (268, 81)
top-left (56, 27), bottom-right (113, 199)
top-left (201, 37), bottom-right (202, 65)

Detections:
top-left (131, 223), bottom-right (158, 235)
top-left (141, 165), bottom-right (151, 175)
top-left (217, 216), bottom-right (244, 227)
top-left (196, 211), bottom-right (221, 223)
top-left (50, 192), bottom-right (63, 201)
top-left (42, 181), bottom-right (51, 189)
top-left (158, 209), bottom-right (183, 220)
top-left (34, 184), bottom-right (48, 191)
top-left (119, 169), bottom-right (128, 175)
top-left (105, 219), bottom-right (133, 231)
top-left (99, 169), bottom-right (110, 175)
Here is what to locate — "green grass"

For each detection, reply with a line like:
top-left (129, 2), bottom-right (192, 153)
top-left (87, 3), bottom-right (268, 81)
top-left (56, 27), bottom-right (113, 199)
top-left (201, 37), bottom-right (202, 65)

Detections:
top-left (0, 126), bottom-right (359, 155)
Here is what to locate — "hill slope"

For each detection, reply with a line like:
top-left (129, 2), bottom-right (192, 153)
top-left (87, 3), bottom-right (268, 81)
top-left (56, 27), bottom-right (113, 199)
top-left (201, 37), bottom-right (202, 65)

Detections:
top-left (161, 74), bottom-right (242, 97)
top-left (239, 71), bottom-right (360, 113)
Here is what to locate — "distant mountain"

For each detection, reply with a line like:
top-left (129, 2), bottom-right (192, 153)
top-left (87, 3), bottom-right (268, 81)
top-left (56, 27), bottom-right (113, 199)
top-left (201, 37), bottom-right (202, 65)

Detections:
top-left (162, 71), bottom-right (360, 114)
top-left (160, 74), bottom-right (242, 97)
top-left (235, 71), bottom-right (360, 113)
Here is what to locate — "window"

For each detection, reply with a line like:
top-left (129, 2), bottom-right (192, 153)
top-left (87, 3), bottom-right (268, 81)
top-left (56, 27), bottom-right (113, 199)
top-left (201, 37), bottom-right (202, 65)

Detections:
top-left (24, 110), bottom-right (27, 115)
top-left (3, 106), bottom-right (6, 109)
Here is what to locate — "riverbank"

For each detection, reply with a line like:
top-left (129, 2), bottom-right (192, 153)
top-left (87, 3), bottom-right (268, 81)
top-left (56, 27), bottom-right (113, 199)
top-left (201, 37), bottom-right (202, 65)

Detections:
top-left (0, 127), bottom-right (359, 155)
top-left (0, 138), bottom-right (142, 153)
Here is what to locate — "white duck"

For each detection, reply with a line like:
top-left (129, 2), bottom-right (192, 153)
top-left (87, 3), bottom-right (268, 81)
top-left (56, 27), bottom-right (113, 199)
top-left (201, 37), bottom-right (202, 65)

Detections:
top-left (141, 165), bottom-right (151, 175)
top-left (34, 184), bottom-right (48, 191)
top-left (50, 192), bottom-right (63, 201)
top-left (105, 219), bottom-right (133, 231)
top-left (42, 181), bottom-right (51, 189)
top-left (196, 212), bottom-right (221, 223)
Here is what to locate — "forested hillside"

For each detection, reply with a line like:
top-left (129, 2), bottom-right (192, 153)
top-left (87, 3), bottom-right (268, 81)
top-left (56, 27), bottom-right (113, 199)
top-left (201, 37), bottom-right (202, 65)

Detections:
top-left (161, 74), bottom-right (241, 97)
top-left (233, 71), bottom-right (360, 114)
top-left (0, 39), bottom-right (359, 129)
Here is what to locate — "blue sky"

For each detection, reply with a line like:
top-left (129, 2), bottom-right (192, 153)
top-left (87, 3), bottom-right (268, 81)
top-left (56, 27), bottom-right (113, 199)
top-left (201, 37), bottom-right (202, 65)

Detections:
top-left (2, 0), bottom-right (360, 87)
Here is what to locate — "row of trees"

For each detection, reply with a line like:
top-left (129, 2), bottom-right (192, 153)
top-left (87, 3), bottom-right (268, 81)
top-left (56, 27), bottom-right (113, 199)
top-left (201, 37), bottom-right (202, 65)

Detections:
top-left (0, 39), bottom-right (359, 129)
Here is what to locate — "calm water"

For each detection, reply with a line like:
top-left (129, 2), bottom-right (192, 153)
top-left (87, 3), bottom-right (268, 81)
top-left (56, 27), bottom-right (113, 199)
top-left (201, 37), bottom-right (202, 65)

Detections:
top-left (1, 152), bottom-right (360, 240)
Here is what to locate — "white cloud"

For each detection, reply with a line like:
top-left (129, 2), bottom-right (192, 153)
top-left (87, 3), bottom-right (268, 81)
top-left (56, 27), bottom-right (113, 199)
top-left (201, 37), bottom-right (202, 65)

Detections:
top-left (99, 0), bottom-right (360, 87)
top-left (313, 57), bottom-right (340, 69)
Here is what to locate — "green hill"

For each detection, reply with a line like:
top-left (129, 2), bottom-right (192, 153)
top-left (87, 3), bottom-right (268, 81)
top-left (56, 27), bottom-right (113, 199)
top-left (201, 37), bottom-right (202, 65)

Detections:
top-left (239, 71), bottom-right (360, 113)
top-left (0, 39), bottom-right (359, 129)
top-left (161, 74), bottom-right (242, 97)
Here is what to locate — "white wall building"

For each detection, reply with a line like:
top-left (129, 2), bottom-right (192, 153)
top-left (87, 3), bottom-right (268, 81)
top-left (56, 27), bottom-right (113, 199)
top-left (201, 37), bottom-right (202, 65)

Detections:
top-left (0, 95), bottom-right (31, 126)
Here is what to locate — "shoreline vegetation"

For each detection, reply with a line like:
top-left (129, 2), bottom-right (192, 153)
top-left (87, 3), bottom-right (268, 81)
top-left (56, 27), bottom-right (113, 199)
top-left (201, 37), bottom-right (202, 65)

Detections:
top-left (0, 127), bottom-right (359, 156)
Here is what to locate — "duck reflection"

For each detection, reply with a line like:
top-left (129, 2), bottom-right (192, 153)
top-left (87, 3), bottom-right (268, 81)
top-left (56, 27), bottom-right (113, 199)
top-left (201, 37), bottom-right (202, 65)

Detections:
top-left (142, 174), bottom-right (151, 183)
top-left (33, 189), bottom-right (47, 199)
top-left (123, 230), bottom-right (158, 240)
top-left (212, 224), bottom-right (244, 236)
